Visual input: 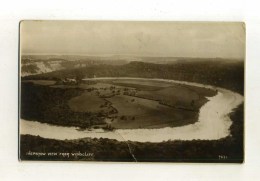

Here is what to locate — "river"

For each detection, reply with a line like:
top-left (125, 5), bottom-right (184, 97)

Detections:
top-left (20, 77), bottom-right (244, 143)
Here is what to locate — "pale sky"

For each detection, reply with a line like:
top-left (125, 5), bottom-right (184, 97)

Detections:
top-left (20, 21), bottom-right (245, 59)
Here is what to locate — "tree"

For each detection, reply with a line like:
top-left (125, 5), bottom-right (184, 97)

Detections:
top-left (120, 115), bottom-right (127, 120)
top-left (74, 70), bottom-right (85, 84)
top-left (191, 100), bottom-right (195, 107)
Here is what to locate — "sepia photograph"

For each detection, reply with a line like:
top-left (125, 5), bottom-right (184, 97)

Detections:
top-left (19, 21), bottom-right (245, 162)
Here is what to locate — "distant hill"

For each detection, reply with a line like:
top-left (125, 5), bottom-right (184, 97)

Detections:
top-left (23, 59), bottom-right (244, 94)
top-left (20, 55), bottom-right (131, 76)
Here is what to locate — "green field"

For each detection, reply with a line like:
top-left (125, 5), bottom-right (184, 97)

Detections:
top-left (107, 95), bottom-right (196, 128)
top-left (68, 92), bottom-right (106, 113)
top-left (136, 85), bottom-right (215, 110)
top-left (110, 79), bottom-right (216, 110)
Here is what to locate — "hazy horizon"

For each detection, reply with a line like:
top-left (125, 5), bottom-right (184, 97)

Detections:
top-left (21, 53), bottom-right (244, 60)
top-left (20, 21), bottom-right (245, 60)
